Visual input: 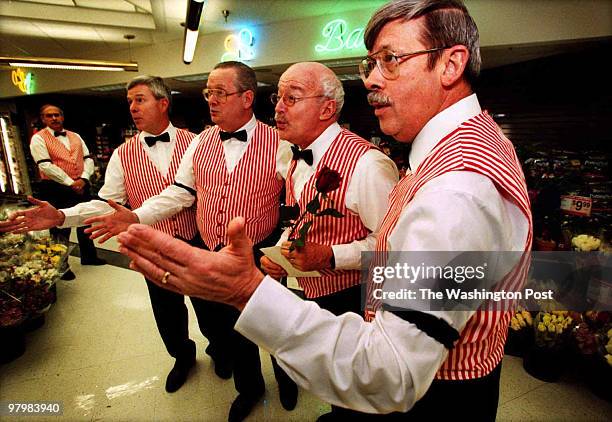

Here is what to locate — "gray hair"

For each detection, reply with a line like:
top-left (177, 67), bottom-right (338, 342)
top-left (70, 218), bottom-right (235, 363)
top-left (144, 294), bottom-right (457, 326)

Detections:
top-left (126, 75), bottom-right (172, 110)
top-left (364, 0), bottom-right (481, 84)
top-left (320, 72), bottom-right (345, 118)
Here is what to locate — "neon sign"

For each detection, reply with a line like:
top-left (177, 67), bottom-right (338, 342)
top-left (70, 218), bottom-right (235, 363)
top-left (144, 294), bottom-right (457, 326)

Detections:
top-left (11, 68), bottom-right (34, 94)
top-left (221, 28), bottom-right (256, 62)
top-left (315, 19), bottom-right (365, 53)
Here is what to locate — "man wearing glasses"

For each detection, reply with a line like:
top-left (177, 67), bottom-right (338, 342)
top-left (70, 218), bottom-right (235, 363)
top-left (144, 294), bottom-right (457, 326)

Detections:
top-left (85, 61), bottom-right (292, 422)
top-left (29, 104), bottom-right (105, 279)
top-left (261, 61), bottom-right (398, 418)
top-left (116, 1), bottom-right (532, 420)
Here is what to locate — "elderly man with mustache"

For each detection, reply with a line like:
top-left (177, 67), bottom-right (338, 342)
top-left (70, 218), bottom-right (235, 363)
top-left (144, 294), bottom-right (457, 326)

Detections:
top-left (261, 61), bottom-right (398, 417)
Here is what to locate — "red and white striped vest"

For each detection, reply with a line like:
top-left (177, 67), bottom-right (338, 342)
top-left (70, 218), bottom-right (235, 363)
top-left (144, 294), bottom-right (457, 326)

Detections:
top-left (35, 129), bottom-right (84, 180)
top-left (118, 129), bottom-right (198, 240)
top-left (192, 121), bottom-right (283, 250)
top-left (367, 111), bottom-right (533, 380)
top-left (286, 129), bottom-right (374, 298)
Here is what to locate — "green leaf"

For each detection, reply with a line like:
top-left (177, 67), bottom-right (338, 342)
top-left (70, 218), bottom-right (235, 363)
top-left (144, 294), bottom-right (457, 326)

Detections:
top-left (306, 196), bottom-right (320, 214)
top-left (298, 221), bottom-right (313, 238)
top-left (292, 237), bottom-right (305, 249)
top-left (316, 208), bottom-right (344, 218)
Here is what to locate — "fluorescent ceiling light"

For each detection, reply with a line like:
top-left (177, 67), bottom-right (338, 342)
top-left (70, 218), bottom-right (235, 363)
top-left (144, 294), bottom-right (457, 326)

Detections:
top-left (183, 0), bottom-right (207, 64)
top-left (0, 56), bottom-right (138, 72)
top-left (183, 29), bottom-right (199, 64)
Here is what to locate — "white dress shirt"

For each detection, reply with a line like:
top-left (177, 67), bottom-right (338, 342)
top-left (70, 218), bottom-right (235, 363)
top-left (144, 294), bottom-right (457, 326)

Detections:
top-left (60, 124), bottom-right (184, 228)
top-left (279, 122), bottom-right (398, 270)
top-left (135, 115), bottom-right (293, 225)
top-left (235, 94), bottom-right (529, 413)
top-left (30, 126), bottom-right (94, 186)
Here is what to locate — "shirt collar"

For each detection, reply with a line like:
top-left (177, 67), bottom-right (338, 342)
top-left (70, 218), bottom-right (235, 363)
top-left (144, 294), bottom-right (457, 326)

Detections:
top-left (140, 123), bottom-right (175, 145)
top-left (46, 127), bottom-right (64, 136)
top-left (222, 114), bottom-right (257, 142)
top-left (297, 122), bottom-right (341, 168)
top-left (409, 93), bottom-right (481, 171)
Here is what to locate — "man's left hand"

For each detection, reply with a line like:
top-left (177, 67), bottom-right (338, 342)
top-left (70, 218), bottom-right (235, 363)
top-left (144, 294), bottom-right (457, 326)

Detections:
top-left (83, 200), bottom-right (138, 243)
top-left (280, 241), bottom-right (334, 271)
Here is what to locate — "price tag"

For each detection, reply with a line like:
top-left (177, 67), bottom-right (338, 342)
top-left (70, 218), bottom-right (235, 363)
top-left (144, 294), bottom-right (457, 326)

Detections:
top-left (560, 195), bottom-right (592, 216)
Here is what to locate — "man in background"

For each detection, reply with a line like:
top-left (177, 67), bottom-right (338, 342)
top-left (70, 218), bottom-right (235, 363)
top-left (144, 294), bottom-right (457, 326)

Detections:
top-left (30, 104), bottom-right (105, 278)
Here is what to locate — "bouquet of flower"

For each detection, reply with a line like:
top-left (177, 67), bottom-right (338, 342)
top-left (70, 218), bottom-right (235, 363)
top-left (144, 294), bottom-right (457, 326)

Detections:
top-left (287, 166), bottom-right (344, 250)
top-left (0, 232), bottom-right (69, 327)
top-left (534, 311), bottom-right (574, 350)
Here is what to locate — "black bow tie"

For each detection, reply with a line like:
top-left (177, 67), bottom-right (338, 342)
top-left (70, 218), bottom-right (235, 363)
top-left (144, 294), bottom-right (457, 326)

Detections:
top-left (219, 130), bottom-right (247, 142)
top-left (144, 132), bottom-right (170, 147)
top-left (54, 131), bottom-right (67, 137)
top-left (291, 145), bottom-right (313, 166)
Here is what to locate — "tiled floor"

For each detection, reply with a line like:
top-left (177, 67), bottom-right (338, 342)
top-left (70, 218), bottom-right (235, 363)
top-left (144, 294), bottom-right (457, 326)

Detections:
top-left (1, 256), bottom-right (611, 421)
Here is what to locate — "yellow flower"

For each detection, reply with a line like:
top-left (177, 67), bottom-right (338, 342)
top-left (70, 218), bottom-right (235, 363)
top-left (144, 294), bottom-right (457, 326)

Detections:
top-left (516, 313), bottom-right (526, 327)
top-left (538, 322), bottom-right (546, 332)
top-left (606, 354), bottom-right (612, 367)
top-left (543, 314), bottom-right (551, 324)
top-left (606, 344), bottom-right (612, 355)
top-left (522, 311), bottom-right (533, 326)
top-left (555, 325), bottom-right (563, 335)
top-left (548, 324), bottom-right (556, 333)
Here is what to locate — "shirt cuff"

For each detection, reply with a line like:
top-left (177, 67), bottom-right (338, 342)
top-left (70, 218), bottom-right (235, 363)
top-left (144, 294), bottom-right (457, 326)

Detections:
top-left (331, 243), bottom-right (359, 270)
top-left (235, 276), bottom-right (307, 352)
top-left (58, 209), bottom-right (78, 228)
top-left (133, 208), bottom-right (152, 225)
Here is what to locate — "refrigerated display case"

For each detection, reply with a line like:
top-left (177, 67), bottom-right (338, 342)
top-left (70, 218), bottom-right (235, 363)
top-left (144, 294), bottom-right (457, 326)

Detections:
top-left (0, 113), bottom-right (31, 197)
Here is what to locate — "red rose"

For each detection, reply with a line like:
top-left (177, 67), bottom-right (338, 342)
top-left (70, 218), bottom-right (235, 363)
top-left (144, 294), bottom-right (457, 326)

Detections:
top-left (315, 166), bottom-right (342, 194)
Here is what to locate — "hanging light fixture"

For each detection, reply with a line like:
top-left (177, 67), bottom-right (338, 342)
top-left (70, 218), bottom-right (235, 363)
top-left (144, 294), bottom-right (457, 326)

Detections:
top-left (0, 33), bottom-right (139, 72)
top-left (183, 0), bottom-right (207, 64)
top-left (0, 56), bottom-right (138, 72)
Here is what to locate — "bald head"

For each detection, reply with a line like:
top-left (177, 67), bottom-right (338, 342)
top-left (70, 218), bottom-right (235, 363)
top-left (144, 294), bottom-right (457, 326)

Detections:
top-left (281, 62), bottom-right (344, 117)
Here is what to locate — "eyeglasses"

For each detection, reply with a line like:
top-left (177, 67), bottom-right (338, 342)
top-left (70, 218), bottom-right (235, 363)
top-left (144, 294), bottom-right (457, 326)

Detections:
top-left (359, 47), bottom-right (449, 81)
top-left (270, 93), bottom-right (326, 107)
top-left (202, 88), bottom-right (247, 103)
top-left (43, 113), bottom-right (62, 118)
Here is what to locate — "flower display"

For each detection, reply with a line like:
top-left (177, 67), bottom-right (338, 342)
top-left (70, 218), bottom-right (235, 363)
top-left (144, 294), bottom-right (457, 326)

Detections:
top-left (510, 307), bottom-right (533, 331)
top-left (0, 232), bottom-right (68, 327)
top-left (287, 166), bottom-right (344, 250)
top-left (571, 234), bottom-right (601, 251)
top-left (534, 311), bottom-right (573, 350)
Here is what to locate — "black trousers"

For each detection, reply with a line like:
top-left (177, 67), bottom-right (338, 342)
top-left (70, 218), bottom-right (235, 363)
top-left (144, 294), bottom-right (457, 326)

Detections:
top-left (145, 234), bottom-right (209, 363)
top-left (323, 361), bottom-right (502, 421)
top-left (37, 180), bottom-right (99, 263)
top-left (271, 284), bottom-right (363, 402)
top-left (193, 229), bottom-right (281, 398)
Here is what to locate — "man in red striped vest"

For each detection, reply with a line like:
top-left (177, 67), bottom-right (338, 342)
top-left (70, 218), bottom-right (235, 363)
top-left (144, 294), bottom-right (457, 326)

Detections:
top-left (114, 1), bottom-right (533, 420)
top-left (84, 61), bottom-right (291, 422)
top-left (4, 76), bottom-right (207, 394)
top-left (260, 61), bottom-right (398, 417)
top-left (30, 104), bottom-right (105, 279)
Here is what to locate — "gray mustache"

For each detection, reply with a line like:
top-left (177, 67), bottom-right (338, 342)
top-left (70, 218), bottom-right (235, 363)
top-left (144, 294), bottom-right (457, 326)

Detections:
top-left (367, 91), bottom-right (391, 106)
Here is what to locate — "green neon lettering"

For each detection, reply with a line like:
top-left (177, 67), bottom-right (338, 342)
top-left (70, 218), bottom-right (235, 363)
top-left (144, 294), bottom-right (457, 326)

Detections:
top-left (315, 19), bottom-right (346, 53)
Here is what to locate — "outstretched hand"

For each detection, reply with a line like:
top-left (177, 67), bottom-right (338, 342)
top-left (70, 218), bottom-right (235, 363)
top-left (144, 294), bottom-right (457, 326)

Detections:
top-left (0, 196), bottom-right (64, 233)
top-left (118, 217), bottom-right (264, 310)
top-left (83, 200), bottom-right (138, 243)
